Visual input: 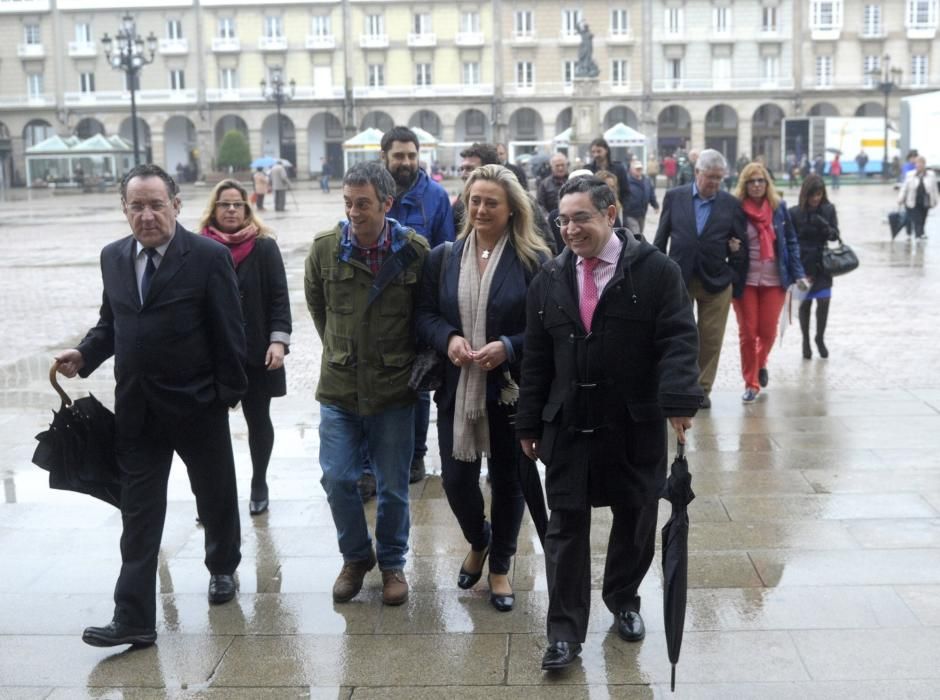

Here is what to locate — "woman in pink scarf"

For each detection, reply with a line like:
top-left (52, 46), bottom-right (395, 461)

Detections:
top-left (732, 163), bottom-right (809, 403)
top-left (198, 179), bottom-right (292, 514)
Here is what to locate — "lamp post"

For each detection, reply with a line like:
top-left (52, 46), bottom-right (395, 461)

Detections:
top-left (260, 70), bottom-right (296, 160)
top-left (101, 15), bottom-right (157, 166)
top-left (869, 54), bottom-right (903, 179)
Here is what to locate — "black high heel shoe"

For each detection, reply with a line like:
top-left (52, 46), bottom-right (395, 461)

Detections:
top-left (249, 484), bottom-right (269, 516)
top-left (457, 542), bottom-right (490, 589)
top-left (815, 336), bottom-right (829, 359)
top-left (487, 573), bottom-right (515, 612)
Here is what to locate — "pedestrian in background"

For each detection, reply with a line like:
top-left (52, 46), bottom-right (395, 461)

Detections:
top-left (898, 155), bottom-right (938, 240)
top-left (537, 153), bottom-right (569, 215)
top-left (654, 149), bottom-right (747, 409)
top-left (587, 138), bottom-right (631, 211)
top-left (855, 150), bottom-right (869, 180)
top-left (663, 153), bottom-right (678, 188)
top-left (829, 154), bottom-right (842, 190)
top-left (269, 161), bottom-right (290, 212)
top-left (731, 162), bottom-right (808, 403)
top-left (320, 157), bottom-right (332, 193)
top-left (623, 160), bottom-right (659, 235)
top-left (416, 165), bottom-right (551, 613)
top-left (790, 174), bottom-right (839, 360)
top-left (252, 167), bottom-right (268, 211)
top-left (198, 179), bottom-right (291, 515)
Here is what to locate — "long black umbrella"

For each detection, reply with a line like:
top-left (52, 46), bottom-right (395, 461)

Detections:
top-left (518, 453), bottom-right (548, 545)
top-left (32, 362), bottom-right (121, 508)
top-left (661, 439), bottom-right (694, 692)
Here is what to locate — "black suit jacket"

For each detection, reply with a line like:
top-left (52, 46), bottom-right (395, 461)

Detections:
top-left (653, 184), bottom-right (747, 296)
top-left (78, 223), bottom-right (247, 436)
top-left (415, 239), bottom-right (542, 414)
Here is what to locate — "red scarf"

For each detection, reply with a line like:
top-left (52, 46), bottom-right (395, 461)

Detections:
top-left (202, 224), bottom-right (258, 268)
top-left (741, 198), bottom-right (776, 262)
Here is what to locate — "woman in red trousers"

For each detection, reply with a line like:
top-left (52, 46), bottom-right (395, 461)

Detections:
top-left (732, 163), bottom-right (809, 403)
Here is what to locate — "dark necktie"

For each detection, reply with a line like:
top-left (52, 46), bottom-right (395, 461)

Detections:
top-left (140, 248), bottom-right (157, 302)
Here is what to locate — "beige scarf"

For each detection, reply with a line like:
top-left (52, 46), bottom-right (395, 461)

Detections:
top-left (452, 230), bottom-right (509, 462)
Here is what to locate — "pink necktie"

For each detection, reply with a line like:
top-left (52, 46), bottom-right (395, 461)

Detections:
top-left (580, 257), bottom-right (599, 332)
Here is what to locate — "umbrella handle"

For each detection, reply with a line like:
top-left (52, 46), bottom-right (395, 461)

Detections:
top-left (49, 361), bottom-right (73, 408)
top-left (676, 439), bottom-right (685, 460)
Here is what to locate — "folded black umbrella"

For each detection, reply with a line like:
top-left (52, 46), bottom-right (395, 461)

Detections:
top-left (661, 440), bottom-right (694, 692)
top-left (518, 453), bottom-right (548, 545)
top-left (32, 363), bottom-right (121, 508)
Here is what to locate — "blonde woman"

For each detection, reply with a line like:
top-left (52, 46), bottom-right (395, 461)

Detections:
top-left (416, 165), bottom-right (551, 612)
top-left (198, 179), bottom-right (291, 514)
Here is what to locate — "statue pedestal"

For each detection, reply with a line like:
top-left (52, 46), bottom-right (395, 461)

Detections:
top-left (570, 78), bottom-right (601, 146)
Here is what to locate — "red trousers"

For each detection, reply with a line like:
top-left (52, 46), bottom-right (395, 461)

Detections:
top-left (732, 285), bottom-right (787, 390)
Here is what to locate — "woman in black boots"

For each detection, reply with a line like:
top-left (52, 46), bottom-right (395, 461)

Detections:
top-left (790, 175), bottom-right (839, 359)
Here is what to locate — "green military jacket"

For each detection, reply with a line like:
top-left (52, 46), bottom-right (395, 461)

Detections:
top-left (304, 219), bottom-right (429, 416)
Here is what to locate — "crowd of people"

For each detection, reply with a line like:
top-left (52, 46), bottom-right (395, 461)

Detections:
top-left (55, 124), bottom-right (869, 673)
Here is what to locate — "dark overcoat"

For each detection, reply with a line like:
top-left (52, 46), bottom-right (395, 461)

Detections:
top-left (790, 202), bottom-right (839, 293)
top-left (516, 232), bottom-right (702, 511)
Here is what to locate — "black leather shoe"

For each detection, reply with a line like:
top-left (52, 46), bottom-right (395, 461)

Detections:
top-left (487, 574), bottom-right (515, 612)
top-left (457, 541), bottom-right (490, 590)
top-left (541, 641), bottom-right (582, 671)
top-left (82, 620), bottom-right (156, 647)
top-left (208, 574), bottom-right (236, 604)
top-left (758, 367), bottom-right (769, 387)
top-left (249, 485), bottom-right (269, 516)
top-left (616, 609), bottom-right (646, 642)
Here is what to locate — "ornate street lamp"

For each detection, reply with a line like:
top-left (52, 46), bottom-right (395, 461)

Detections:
top-left (260, 70), bottom-right (296, 160)
top-left (101, 14), bottom-right (157, 166)
top-left (868, 54), bottom-right (903, 179)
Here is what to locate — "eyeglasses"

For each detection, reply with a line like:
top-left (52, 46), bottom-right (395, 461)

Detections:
top-left (554, 212), bottom-right (599, 228)
top-left (745, 178), bottom-right (767, 186)
top-left (216, 201), bottom-right (247, 210)
top-left (126, 201), bottom-right (172, 214)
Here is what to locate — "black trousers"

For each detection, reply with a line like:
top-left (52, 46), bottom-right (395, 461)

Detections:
top-left (242, 366), bottom-right (274, 488)
top-left (113, 403), bottom-right (241, 628)
top-left (437, 401), bottom-right (525, 574)
top-left (908, 206), bottom-right (928, 238)
top-left (544, 500), bottom-right (658, 643)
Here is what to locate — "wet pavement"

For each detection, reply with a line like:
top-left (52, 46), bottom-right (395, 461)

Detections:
top-left (1, 181), bottom-right (939, 698)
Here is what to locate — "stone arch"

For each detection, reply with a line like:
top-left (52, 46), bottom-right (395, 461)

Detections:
top-left (454, 108), bottom-right (490, 142)
top-left (119, 117), bottom-right (152, 163)
top-left (508, 107), bottom-right (543, 141)
top-left (261, 113), bottom-right (296, 165)
top-left (657, 105), bottom-right (691, 156)
top-left (603, 106), bottom-right (639, 130)
top-left (164, 116), bottom-right (198, 181)
top-left (752, 103), bottom-right (786, 172)
top-left (23, 119), bottom-right (54, 148)
top-left (808, 102), bottom-right (839, 117)
top-left (555, 107), bottom-right (573, 135)
top-left (214, 114), bottom-right (249, 149)
top-left (360, 111), bottom-right (394, 132)
top-left (855, 102), bottom-right (885, 117)
top-left (308, 112), bottom-right (344, 175)
top-left (76, 117), bottom-right (106, 139)
top-left (408, 110), bottom-right (441, 137)
top-left (0, 120), bottom-right (11, 189)
top-left (705, 104), bottom-right (739, 165)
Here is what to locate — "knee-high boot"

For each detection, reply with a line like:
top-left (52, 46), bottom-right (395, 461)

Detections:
top-left (799, 301), bottom-right (812, 359)
top-left (815, 298), bottom-right (830, 358)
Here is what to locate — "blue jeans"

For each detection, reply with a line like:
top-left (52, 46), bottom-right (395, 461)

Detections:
top-left (320, 175), bottom-right (330, 193)
top-left (319, 403), bottom-right (414, 570)
top-left (362, 390), bottom-right (429, 475)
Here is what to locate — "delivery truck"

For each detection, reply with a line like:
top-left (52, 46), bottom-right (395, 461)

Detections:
top-left (782, 116), bottom-right (899, 175)
top-left (900, 91), bottom-right (940, 169)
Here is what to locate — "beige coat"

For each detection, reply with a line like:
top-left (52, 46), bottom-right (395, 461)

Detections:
top-left (898, 169), bottom-right (939, 209)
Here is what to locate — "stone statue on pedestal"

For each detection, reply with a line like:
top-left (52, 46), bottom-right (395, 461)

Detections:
top-left (575, 23), bottom-right (600, 78)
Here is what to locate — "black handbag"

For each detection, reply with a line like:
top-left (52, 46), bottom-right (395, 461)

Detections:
top-left (408, 243), bottom-right (452, 392)
top-left (821, 237), bottom-right (859, 276)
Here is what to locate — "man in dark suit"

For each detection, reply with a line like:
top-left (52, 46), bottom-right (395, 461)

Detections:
top-left (55, 164), bottom-right (247, 647)
top-left (653, 149), bottom-right (746, 408)
top-left (518, 176), bottom-right (702, 671)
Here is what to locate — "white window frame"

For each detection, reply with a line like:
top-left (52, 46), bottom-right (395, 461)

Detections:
top-left (514, 10), bottom-right (534, 37)
top-left (75, 22), bottom-right (92, 43)
top-left (218, 18), bottom-right (235, 39)
top-left (169, 69), bottom-right (185, 91)
top-left (219, 67), bottom-right (238, 90)
top-left (863, 54), bottom-right (882, 88)
top-left (415, 62), bottom-right (432, 86)
top-left (79, 72), bottom-right (95, 93)
top-left (713, 56), bottom-right (732, 88)
top-left (516, 61), bottom-right (534, 88)
top-left (264, 16), bottom-right (283, 39)
top-left (912, 54), bottom-right (929, 85)
top-left (368, 63), bottom-right (384, 87)
top-left (611, 59), bottom-right (628, 87)
top-left (761, 55), bottom-right (780, 85)
top-left (667, 58), bottom-right (683, 87)
top-left (611, 8), bottom-right (629, 35)
top-left (413, 13), bottom-right (431, 35)
top-left (461, 11), bottom-right (480, 33)
top-left (907, 0), bottom-right (939, 27)
top-left (366, 14), bottom-right (384, 37)
top-left (562, 60), bottom-right (576, 86)
top-left (862, 4), bottom-right (883, 36)
top-left (761, 6), bottom-right (778, 32)
top-left (665, 7), bottom-right (683, 35)
top-left (810, 1), bottom-right (843, 30)
top-left (166, 19), bottom-right (183, 40)
top-left (24, 24), bottom-right (41, 45)
top-left (312, 15), bottom-right (331, 37)
top-left (27, 73), bottom-right (43, 98)
top-left (562, 9), bottom-right (582, 37)
top-left (713, 6), bottom-right (731, 34)
top-left (815, 55), bottom-right (834, 87)
top-left (462, 61), bottom-right (480, 85)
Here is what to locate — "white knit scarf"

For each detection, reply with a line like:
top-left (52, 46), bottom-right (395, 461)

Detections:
top-left (452, 231), bottom-right (508, 462)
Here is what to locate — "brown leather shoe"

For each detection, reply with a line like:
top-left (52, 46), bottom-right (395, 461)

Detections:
top-left (381, 569), bottom-right (409, 606)
top-left (332, 550), bottom-right (377, 603)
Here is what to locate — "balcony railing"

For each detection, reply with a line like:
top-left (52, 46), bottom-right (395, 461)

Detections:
top-left (305, 34), bottom-right (336, 50)
top-left (810, 24), bottom-right (842, 40)
top-left (652, 77), bottom-right (796, 91)
top-left (63, 89), bottom-right (198, 106)
top-left (801, 76), bottom-right (889, 90)
top-left (206, 85), bottom-right (345, 102)
top-left (17, 43), bottom-right (45, 58)
top-left (0, 94), bottom-right (54, 108)
top-left (211, 37), bottom-right (240, 52)
top-left (353, 83), bottom-right (494, 99)
top-left (68, 40), bottom-right (96, 57)
top-left (158, 38), bottom-right (189, 54)
top-left (559, 31), bottom-right (580, 45)
top-left (407, 32), bottom-right (436, 47)
top-left (907, 22), bottom-right (938, 39)
top-left (510, 32), bottom-right (536, 45)
top-left (607, 32), bottom-right (635, 44)
top-left (455, 31), bottom-right (484, 46)
top-left (258, 35), bottom-right (287, 51)
top-left (359, 34), bottom-right (389, 48)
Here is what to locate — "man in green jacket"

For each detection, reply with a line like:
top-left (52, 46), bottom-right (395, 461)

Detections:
top-left (305, 161), bottom-right (429, 606)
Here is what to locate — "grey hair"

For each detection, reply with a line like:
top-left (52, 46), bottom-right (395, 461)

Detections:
top-left (695, 149), bottom-right (727, 173)
top-left (343, 161), bottom-right (396, 202)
